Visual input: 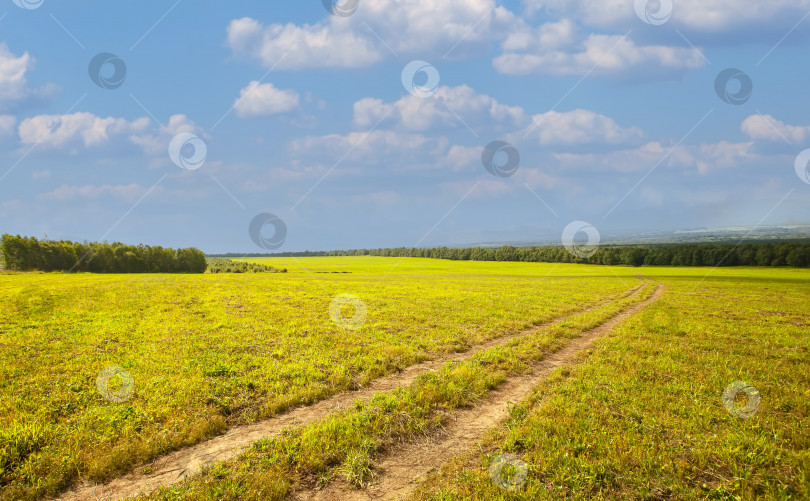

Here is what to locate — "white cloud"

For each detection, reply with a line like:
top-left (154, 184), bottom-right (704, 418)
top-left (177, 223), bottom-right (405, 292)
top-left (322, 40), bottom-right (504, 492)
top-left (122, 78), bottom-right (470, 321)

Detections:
top-left (353, 85), bottom-right (526, 131)
top-left (226, 0), bottom-right (518, 70)
top-left (225, 1), bottom-right (716, 81)
top-left (37, 183), bottom-right (150, 202)
top-left (0, 43), bottom-right (57, 109)
top-left (0, 43), bottom-right (32, 104)
top-left (523, 0), bottom-right (810, 31)
top-left (293, 87), bottom-right (642, 179)
top-left (352, 86), bottom-right (640, 146)
top-left (501, 18), bottom-right (578, 51)
top-left (226, 17), bottom-right (384, 70)
top-left (554, 140), bottom-right (758, 174)
top-left (517, 109), bottom-right (643, 146)
top-left (17, 112), bottom-right (207, 160)
top-left (555, 142), bottom-right (669, 174)
top-left (354, 0), bottom-right (517, 55)
top-left (445, 145), bottom-right (481, 171)
top-left (693, 141), bottom-right (757, 174)
top-left (290, 109), bottom-right (641, 184)
top-left (234, 81), bottom-right (300, 117)
top-left (741, 114), bottom-right (810, 144)
top-left (124, 114), bottom-right (206, 157)
top-left (18, 112), bottom-right (151, 148)
top-left (494, 31), bottom-right (706, 76)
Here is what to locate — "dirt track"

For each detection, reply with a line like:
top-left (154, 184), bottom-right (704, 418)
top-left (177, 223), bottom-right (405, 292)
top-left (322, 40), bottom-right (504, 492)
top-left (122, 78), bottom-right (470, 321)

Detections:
top-left (56, 283), bottom-right (650, 501)
top-left (293, 283), bottom-right (664, 501)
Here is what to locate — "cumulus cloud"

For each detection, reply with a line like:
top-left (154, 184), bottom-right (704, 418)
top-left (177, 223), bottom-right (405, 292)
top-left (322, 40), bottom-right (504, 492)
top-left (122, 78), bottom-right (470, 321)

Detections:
top-left (291, 105), bottom-right (642, 185)
top-left (0, 43), bottom-right (33, 104)
top-left (290, 85), bottom-right (644, 180)
top-left (351, 85), bottom-right (641, 147)
top-left (234, 81), bottom-right (300, 117)
top-left (226, 0), bottom-right (518, 70)
top-left (554, 140), bottom-right (758, 174)
top-left (445, 145), bottom-right (482, 171)
top-left (353, 85), bottom-right (526, 131)
top-left (128, 113), bottom-right (207, 156)
top-left (17, 112), bottom-right (207, 159)
top-left (517, 109), bottom-right (644, 146)
top-left (0, 43), bottom-right (57, 109)
top-left (501, 18), bottom-right (578, 52)
top-left (226, 17), bottom-right (384, 70)
top-left (226, 1), bottom-right (712, 79)
top-left (494, 30), bottom-right (706, 76)
top-left (741, 114), bottom-right (810, 144)
top-left (692, 141), bottom-right (759, 173)
top-left (523, 0), bottom-right (810, 31)
top-left (18, 113), bottom-right (151, 148)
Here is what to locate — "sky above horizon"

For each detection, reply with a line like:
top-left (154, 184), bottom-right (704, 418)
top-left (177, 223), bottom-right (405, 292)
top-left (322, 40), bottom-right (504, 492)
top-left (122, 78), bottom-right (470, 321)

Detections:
top-left (1, 0), bottom-right (810, 253)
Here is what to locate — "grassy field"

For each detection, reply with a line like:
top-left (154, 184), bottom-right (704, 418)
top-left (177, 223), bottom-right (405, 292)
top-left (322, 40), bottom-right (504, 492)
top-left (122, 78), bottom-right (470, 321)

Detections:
top-left (1, 259), bottom-right (807, 500)
top-left (136, 276), bottom-right (660, 500)
top-left (410, 269), bottom-right (810, 500)
top-left (0, 258), bottom-right (635, 500)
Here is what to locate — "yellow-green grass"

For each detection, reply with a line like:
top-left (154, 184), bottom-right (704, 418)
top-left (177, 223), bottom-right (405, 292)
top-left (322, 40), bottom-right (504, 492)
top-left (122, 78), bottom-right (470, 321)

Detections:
top-left (0, 259), bottom-right (634, 500)
top-left (136, 277), bottom-right (658, 500)
top-left (412, 269), bottom-right (810, 500)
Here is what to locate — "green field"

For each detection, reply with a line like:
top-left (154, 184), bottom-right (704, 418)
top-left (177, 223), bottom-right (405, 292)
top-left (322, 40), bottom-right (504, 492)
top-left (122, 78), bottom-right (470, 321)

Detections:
top-left (1, 258), bottom-right (808, 500)
top-left (411, 270), bottom-right (810, 500)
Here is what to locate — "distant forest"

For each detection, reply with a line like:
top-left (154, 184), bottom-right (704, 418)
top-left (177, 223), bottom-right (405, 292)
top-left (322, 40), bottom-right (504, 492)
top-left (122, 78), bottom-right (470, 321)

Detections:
top-left (0, 235), bottom-right (207, 273)
top-left (214, 241), bottom-right (810, 268)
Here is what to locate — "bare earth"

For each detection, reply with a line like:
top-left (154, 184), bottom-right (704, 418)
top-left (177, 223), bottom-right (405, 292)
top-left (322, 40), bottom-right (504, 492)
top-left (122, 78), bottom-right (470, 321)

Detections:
top-left (56, 283), bottom-right (650, 501)
top-left (293, 282), bottom-right (664, 501)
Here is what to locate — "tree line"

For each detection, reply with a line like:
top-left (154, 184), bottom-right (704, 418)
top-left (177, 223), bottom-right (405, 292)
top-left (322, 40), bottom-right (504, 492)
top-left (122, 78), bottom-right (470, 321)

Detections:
top-left (206, 258), bottom-right (287, 274)
top-left (214, 241), bottom-right (810, 268)
top-left (0, 235), bottom-right (207, 273)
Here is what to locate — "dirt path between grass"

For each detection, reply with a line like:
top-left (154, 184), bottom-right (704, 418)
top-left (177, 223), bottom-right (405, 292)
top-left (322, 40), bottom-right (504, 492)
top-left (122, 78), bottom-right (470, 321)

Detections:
top-left (56, 282), bottom-right (649, 501)
top-left (294, 282), bottom-right (664, 501)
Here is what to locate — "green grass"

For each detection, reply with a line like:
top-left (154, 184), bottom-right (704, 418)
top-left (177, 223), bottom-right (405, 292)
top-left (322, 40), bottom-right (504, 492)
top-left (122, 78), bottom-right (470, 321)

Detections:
top-left (137, 278), bottom-right (657, 500)
top-left (2, 259), bottom-right (807, 500)
top-left (411, 270), bottom-right (810, 500)
top-left (0, 259), bottom-right (633, 500)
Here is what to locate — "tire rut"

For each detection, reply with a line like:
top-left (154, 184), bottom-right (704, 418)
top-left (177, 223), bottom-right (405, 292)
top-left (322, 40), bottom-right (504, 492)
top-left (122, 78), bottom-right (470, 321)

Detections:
top-left (294, 283), bottom-right (664, 501)
top-left (56, 283), bottom-right (649, 501)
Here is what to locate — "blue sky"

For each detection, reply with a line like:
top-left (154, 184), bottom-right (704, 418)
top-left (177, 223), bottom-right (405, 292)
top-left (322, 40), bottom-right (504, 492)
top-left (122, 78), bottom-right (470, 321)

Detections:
top-left (1, 0), bottom-right (809, 253)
